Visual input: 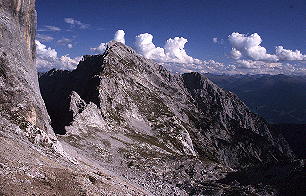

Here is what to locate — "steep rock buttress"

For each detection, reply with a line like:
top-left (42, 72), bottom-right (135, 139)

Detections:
top-left (0, 3), bottom-right (151, 196)
top-left (0, 0), bottom-right (53, 135)
top-left (39, 41), bottom-right (297, 195)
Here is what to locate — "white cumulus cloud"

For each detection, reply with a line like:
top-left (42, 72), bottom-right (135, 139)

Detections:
top-left (164, 37), bottom-right (199, 64)
top-left (228, 32), bottom-right (278, 61)
top-left (135, 33), bottom-right (200, 64)
top-left (230, 48), bottom-right (242, 60)
top-left (91, 42), bottom-right (107, 53)
top-left (114, 30), bottom-right (125, 44)
top-left (35, 40), bottom-right (81, 71)
top-left (91, 30), bottom-right (126, 54)
top-left (135, 33), bottom-right (166, 60)
top-left (228, 32), bottom-right (306, 63)
top-left (275, 46), bottom-right (305, 61)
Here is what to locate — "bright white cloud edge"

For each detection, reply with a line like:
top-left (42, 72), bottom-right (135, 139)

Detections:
top-left (228, 32), bottom-right (306, 61)
top-left (135, 33), bottom-right (201, 64)
top-left (37, 30), bottom-right (306, 75)
top-left (91, 30), bottom-right (125, 53)
top-left (36, 40), bottom-right (82, 71)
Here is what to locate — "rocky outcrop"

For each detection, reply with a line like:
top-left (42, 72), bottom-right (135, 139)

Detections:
top-left (182, 72), bottom-right (293, 167)
top-left (39, 41), bottom-right (296, 195)
top-left (39, 55), bottom-right (104, 134)
top-left (0, 1), bottom-right (299, 194)
top-left (0, 0), bottom-right (53, 135)
top-left (0, 2), bottom-right (150, 195)
top-left (40, 42), bottom-right (293, 167)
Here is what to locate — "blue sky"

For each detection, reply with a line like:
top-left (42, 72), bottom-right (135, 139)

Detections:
top-left (36, 0), bottom-right (306, 74)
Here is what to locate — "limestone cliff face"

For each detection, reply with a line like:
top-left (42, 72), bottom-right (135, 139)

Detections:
top-left (0, 3), bottom-right (150, 196)
top-left (39, 42), bottom-right (296, 195)
top-left (0, 1), bottom-right (299, 194)
top-left (0, 0), bottom-right (52, 134)
top-left (40, 42), bottom-right (293, 168)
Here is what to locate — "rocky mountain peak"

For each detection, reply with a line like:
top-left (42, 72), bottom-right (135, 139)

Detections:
top-left (38, 42), bottom-right (299, 193)
top-left (106, 41), bottom-right (136, 56)
top-left (40, 41), bottom-right (293, 165)
top-left (2, 1), bottom-right (303, 195)
top-left (102, 42), bottom-right (160, 76)
top-left (0, 3), bottom-right (154, 195)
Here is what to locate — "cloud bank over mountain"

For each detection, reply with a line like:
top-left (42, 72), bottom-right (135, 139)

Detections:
top-left (275, 46), bottom-right (305, 61)
top-left (91, 30), bottom-right (125, 53)
top-left (36, 40), bottom-right (82, 71)
top-left (114, 30), bottom-right (126, 44)
top-left (228, 32), bottom-right (278, 61)
top-left (135, 33), bottom-right (201, 64)
top-left (36, 30), bottom-right (305, 75)
top-left (135, 32), bottom-right (305, 75)
top-left (228, 32), bottom-right (306, 62)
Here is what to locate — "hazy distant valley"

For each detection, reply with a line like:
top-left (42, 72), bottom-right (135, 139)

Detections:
top-left (206, 74), bottom-right (306, 124)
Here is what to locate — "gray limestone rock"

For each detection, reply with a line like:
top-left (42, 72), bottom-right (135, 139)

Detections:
top-left (0, 0), bottom-right (53, 135)
top-left (39, 41), bottom-right (297, 195)
top-left (0, 2), bottom-right (150, 195)
top-left (0, 1), bottom-right (302, 195)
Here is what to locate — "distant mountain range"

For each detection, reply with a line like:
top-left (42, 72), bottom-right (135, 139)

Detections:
top-left (205, 73), bottom-right (306, 124)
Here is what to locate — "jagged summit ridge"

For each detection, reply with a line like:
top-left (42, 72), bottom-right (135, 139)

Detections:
top-left (39, 41), bottom-right (298, 194)
top-left (106, 40), bottom-right (137, 56)
top-left (1, 2), bottom-right (149, 196)
top-left (40, 41), bottom-right (293, 165)
top-left (0, 0), bottom-right (302, 193)
top-left (39, 41), bottom-right (294, 195)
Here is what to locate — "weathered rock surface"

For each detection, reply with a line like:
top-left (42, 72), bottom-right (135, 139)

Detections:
top-left (0, 1), bottom-right (303, 195)
top-left (39, 41), bottom-right (299, 195)
top-left (0, 0), bottom-right (52, 134)
top-left (0, 1), bottom-right (150, 195)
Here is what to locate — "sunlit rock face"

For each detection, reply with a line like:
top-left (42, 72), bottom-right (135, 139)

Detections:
top-left (0, 3), bottom-right (151, 196)
top-left (0, 1), bottom-right (302, 194)
top-left (0, 0), bottom-right (52, 134)
top-left (40, 41), bottom-right (295, 195)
